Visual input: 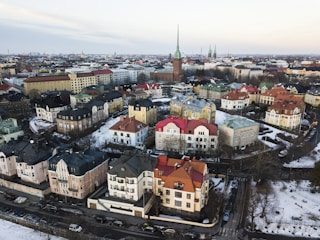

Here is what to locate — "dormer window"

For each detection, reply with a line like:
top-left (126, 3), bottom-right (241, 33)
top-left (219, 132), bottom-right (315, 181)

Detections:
top-left (174, 182), bottom-right (184, 190)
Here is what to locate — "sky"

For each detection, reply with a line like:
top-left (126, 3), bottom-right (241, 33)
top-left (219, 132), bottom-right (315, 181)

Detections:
top-left (1, 0), bottom-right (320, 55)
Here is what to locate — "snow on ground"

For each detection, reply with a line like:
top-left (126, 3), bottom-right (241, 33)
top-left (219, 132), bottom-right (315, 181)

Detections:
top-left (0, 218), bottom-right (66, 240)
top-left (90, 117), bottom-right (120, 148)
top-left (284, 142), bottom-right (320, 169)
top-left (253, 180), bottom-right (320, 239)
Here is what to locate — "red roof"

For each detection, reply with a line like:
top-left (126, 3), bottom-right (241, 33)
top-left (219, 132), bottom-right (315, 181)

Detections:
top-left (221, 90), bottom-right (249, 100)
top-left (92, 69), bottom-right (113, 75)
top-left (134, 83), bottom-right (161, 91)
top-left (155, 116), bottom-right (218, 135)
top-left (0, 84), bottom-right (13, 91)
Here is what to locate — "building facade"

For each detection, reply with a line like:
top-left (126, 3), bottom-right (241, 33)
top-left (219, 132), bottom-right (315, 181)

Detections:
top-left (218, 116), bottom-right (259, 150)
top-left (221, 91), bottom-right (250, 110)
top-left (48, 149), bottom-right (109, 199)
top-left (170, 95), bottom-right (216, 124)
top-left (109, 116), bottom-right (148, 148)
top-left (155, 117), bottom-right (218, 154)
top-left (154, 155), bottom-right (209, 218)
top-left (128, 99), bottom-right (157, 126)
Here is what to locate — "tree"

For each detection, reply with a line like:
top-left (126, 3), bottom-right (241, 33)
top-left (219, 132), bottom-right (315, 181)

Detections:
top-left (137, 72), bottom-right (147, 84)
top-left (28, 89), bottom-right (40, 101)
top-left (247, 185), bottom-right (261, 231)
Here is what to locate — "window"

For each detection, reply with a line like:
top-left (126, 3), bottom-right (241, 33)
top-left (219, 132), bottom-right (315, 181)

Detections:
top-left (158, 179), bottom-right (161, 185)
top-left (166, 189), bottom-right (170, 195)
top-left (186, 202), bottom-right (191, 208)
top-left (175, 191), bottom-right (182, 198)
top-left (174, 200), bottom-right (182, 207)
top-left (187, 193), bottom-right (191, 199)
top-left (166, 198), bottom-right (170, 204)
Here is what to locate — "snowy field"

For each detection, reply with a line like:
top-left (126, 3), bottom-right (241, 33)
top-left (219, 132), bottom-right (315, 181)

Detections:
top-left (0, 219), bottom-right (66, 240)
top-left (253, 180), bottom-right (320, 239)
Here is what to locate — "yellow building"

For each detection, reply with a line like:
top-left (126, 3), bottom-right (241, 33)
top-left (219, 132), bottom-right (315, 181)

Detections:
top-left (128, 99), bottom-right (157, 126)
top-left (304, 87), bottom-right (320, 107)
top-left (98, 91), bottom-right (124, 114)
top-left (24, 75), bottom-right (71, 96)
top-left (170, 95), bottom-right (216, 124)
top-left (68, 72), bottom-right (97, 94)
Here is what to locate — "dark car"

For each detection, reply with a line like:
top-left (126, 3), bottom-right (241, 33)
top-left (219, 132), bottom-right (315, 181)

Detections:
top-left (95, 215), bottom-right (106, 223)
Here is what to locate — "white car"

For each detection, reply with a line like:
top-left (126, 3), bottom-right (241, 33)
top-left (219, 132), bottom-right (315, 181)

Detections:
top-left (69, 224), bottom-right (82, 232)
top-left (278, 149), bottom-right (288, 158)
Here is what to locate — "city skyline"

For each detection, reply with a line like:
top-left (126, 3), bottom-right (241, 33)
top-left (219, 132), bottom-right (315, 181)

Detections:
top-left (1, 0), bottom-right (320, 56)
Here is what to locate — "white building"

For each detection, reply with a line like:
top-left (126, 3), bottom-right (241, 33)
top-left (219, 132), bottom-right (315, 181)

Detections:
top-left (109, 116), bottom-right (148, 148)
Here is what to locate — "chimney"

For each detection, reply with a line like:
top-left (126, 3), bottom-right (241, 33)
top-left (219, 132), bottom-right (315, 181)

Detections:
top-left (120, 116), bottom-right (124, 121)
top-left (188, 166), bottom-right (192, 175)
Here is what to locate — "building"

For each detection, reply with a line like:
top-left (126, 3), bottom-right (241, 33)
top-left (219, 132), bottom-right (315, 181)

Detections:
top-left (304, 86), bottom-right (320, 107)
top-left (0, 139), bottom-right (51, 185)
top-left (70, 93), bottom-right (93, 108)
top-left (48, 148), bottom-right (110, 200)
top-left (133, 83), bottom-right (162, 99)
top-left (171, 82), bottom-right (193, 96)
top-left (97, 91), bottom-right (124, 114)
top-left (109, 116), bottom-right (148, 149)
top-left (69, 72), bottom-right (97, 94)
top-left (239, 85), bottom-right (261, 104)
top-left (154, 155), bottom-right (209, 219)
top-left (259, 86), bottom-right (289, 105)
top-left (199, 83), bottom-right (231, 101)
top-left (170, 95), bottom-right (216, 124)
top-left (150, 27), bottom-right (183, 82)
top-left (128, 99), bottom-right (157, 126)
top-left (110, 68), bottom-right (129, 85)
top-left (56, 108), bottom-right (92, 135)
top-left (87, 151), bottom-right (157, 217)
top-left (218, 116), bottom-right (259, 150)
top-left (0, 92), bottom-right (31, 117)
top-left (92, 69), bottom-right (112, 85)
top-left (35, 100), bottom-right (69, 123)
top-left (155, 117), bottom-right (218, 154)
top-left (0, 118), bottom-right (24, 144)
top-left (221, 91), bottom-right (250, 110)
top-left (265, 95), bottom-right (305, 130)
top-left (84, 99), bottom-right (109, 124)
top-left (15, 139), bottom-right (51, 185)
top-left (24, 75), bottom-right (71, 96)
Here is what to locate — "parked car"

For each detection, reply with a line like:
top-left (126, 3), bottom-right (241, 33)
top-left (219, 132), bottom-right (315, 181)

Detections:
top-left (69, 224), bottom-right (82, 232)
top-left (112, 220), bottom-right (124, 227)
top-left (162, 228), bottom-right (176, 236)
top-left (181, 231), bottom-right (198, 239)
top-left (223, 210), bottom-right (230, 222)
top-left (142, 225), bottom-right (156, 232)
top-left (230, 180), bottom-right (238, 189)
top-left (94, 215), bottom-right (106, 223)
top-left (278, 149), bottom-right (288, 158)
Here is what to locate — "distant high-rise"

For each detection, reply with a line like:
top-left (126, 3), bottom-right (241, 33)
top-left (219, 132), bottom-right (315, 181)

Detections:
top-left (208, 45), bottom-right (212, 58)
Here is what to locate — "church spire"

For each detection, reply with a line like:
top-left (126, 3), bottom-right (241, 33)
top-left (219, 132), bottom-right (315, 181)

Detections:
top-left (174, 25), bottom-right (181, 59)
top-left (213, 44), bottom-right (217, 59)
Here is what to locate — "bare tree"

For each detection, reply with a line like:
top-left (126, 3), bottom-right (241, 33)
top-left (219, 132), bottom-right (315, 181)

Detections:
top-left (247, 185), bottom-right (261, 231)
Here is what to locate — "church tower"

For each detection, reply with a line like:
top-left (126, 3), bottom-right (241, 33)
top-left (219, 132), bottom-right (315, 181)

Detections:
top-left (213, 44), bottom-right (217, 59)
top-left (173, 25), bottom-right (182, 82)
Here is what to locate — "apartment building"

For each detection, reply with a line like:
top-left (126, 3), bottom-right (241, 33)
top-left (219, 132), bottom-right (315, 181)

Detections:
top-left (68, 72), bottom-right (97, 94)
top-left (154, 155), bottom-right (209, 218)
top-left (0, 118), bottom-right (24, 144)
top-left (48, 149), bottom-right (110, 200)
top-left (304, 86), bottom-right (320, 108)
top-left (265, 95), bottom-right (305, 130)
top-left (109, 116), bottom-right (148, 148)
top-left (155, 117), bottom-right (218, 154)
top-left (218, 116), bottom-right (259, 150)
top-left (239, 84), bottom-right (261, 104)
top-left (128, 99), bottom-right (157, 126)
top-left (259, 86), bottom-right (289, 105)
top-left (199, 83), bottom-right (231, 101)
top-left (133, 83), bottom-right (162, 98)
top-left (24, 75), bottom-right (72, 96)
top-left (56, 108), bottom-right (92, 135)
top-left (92, 69), bottom-right (112, 85)
top-left (35, 101), bottom-right (69, 123)
top-left (170, 95), bottom-right (216, 124)
top-left (221, 91), bottom-right (250, 110)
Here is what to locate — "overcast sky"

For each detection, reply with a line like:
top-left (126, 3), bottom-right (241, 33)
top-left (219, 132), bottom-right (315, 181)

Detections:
top-left (1, 0), bottom-right (319, 55)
